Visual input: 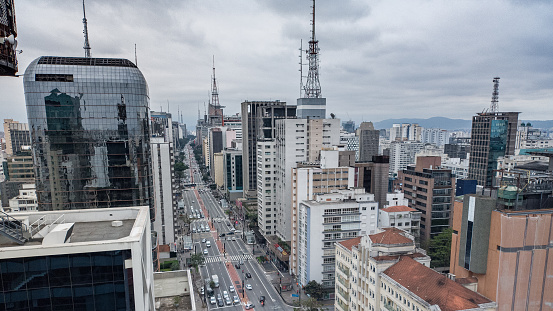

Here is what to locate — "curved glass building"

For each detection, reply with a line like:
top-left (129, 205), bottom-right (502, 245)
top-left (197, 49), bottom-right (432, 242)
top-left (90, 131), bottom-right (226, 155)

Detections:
top-left (24, 56), bottom-right (153, 211)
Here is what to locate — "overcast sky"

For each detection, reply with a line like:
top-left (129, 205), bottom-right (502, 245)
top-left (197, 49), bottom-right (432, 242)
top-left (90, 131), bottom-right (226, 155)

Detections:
top-left (1, 0), bottom-right (552, 129)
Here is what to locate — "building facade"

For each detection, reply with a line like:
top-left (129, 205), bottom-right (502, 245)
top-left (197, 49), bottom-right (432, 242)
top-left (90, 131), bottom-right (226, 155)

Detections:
top-left (389, 141), bottom-right (424, 176)
top-left (257, 141), bottom-right (277, 237)
top-left (354, 156), bottom-right (390, 207)
top-left (468, 112), bottom-right (519, 187)
top-left (421, 128), bottom-right (449, 147)
top-left (0, 206), bottom-right (154, 310)
top-left (241, 101), bottom-right (296, 198)
top-left (450, 194), bottom-right (553, 310)
top-left (297, 189), bottom-right (378, 292)
top-left (3, 119), bottom-right (30, 156)
top-left (290, 163), bottom-right (355, 276)
top-left (24, 56), bottom-right (153, 211)
top-left (356, 121), bottom-right (379, 162)
top-left (395, 156), bottom-right (455, 244)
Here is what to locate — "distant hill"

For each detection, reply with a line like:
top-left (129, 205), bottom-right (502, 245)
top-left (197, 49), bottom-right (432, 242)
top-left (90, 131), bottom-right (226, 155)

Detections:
top-left (373, 117), bottom-right (553, 130)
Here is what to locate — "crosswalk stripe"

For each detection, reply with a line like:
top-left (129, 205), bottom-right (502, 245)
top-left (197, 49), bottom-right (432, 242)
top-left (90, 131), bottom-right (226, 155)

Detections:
top-left (203, 254), bottom-right (254, 263)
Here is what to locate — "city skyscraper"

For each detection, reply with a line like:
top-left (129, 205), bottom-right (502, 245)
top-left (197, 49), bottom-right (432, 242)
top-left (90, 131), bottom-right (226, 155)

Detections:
top-left (356, 121), bottom-right (379, 162)
top-left (24, 56), bottom-right (153, 211)
top-left (468, 112), bottom-right (519, 187)
top-left (3, 119), bottom-right (30, 156)
top-left (0, 0), bottom-right (18, 76)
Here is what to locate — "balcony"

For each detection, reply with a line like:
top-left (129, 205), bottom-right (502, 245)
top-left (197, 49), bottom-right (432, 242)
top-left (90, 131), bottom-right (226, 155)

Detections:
top-left (337, 265), bottom-right (350, 277)
top-left (336, 300), bottom-right (349, 311)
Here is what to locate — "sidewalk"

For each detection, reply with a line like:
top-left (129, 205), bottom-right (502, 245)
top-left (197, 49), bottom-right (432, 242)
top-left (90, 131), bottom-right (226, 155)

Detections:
top-left (249, 244), bottom-right (335, 309)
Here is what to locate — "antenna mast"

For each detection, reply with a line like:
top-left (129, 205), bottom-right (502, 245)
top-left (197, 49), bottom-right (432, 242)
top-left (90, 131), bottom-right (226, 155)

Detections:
top-left (82, 0), bottom-right (91, 58)
top-left (299, 39), bottom-right (304, 98)
top-left (490, 77), bottom-right (500, 113)
top-left (211, 56), bottom-right (220, 109)
top-left (304, 0), bottom-right (321, 98)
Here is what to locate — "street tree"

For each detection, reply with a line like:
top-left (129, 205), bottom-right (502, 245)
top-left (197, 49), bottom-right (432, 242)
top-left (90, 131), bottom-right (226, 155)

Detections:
top-left (303, 280), bottom-right (325, 300)
top-left (428, 228), bottom-right (453, 268)
top-left (190, 253), bottom-right (205, 272)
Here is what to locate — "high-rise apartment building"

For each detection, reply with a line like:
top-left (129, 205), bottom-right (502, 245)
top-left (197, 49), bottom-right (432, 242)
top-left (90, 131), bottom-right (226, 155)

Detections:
top-left (290, 159), bottom-right (355, 276)
top-left (257, 141), bottom-right (277, 237)
top-left (297, 189), bottom-right (378, 292)
top-left (241, 101), bottom-right (296, 198)
top-left (450, 194), bottom-right (553, 310)
top-left (342, 120), bottom-right (355, 133)
top-left (223, 149), bottom-right (243, 201)
top-left (389, 141), bottom-right (424, 176)
top-left (356, 121), bottom-right (379, 162)
top-left (24, 56), bottom-right (153, 211)
top-left (354, 156), bottom-right (389, 207)
top-left (395, 156), bottom-right (455, 244)
top-left (421, 128), bottom-right (449, 147)
top-left (150, 111), bottom-right (177, 250)
top-left (468, 112), bottom-right (519, 187)
top-left (3, 119), bottom-right (30, 156)
top-left (274, 118), bottom-right (340, 241)
top-left (389, 123), bottom-right (422, 142)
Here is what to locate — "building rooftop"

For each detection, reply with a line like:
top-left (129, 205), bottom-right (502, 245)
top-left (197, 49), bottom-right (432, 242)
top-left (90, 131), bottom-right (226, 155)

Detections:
top-left (38, 56), bottom-right (137, 68)
top-left (369, 227), bottom-right (413, 245)
top-left (338, 236), bottom-right (361, 251)
top-left (383, 256), bottom-right (494, 311)
top-left (0, 206), bottom-right (149, 249)
top-left (381, 205), bottom-right (416, 213)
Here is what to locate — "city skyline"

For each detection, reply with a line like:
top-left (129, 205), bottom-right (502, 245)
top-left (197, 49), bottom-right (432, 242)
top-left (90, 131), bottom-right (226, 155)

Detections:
top-left (1, 0), bottom-right (553, 127)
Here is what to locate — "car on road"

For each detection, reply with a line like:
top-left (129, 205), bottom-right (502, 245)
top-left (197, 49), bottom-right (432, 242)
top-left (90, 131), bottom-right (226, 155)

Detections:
top-left (235, 263), bottom-right (240, 269)
top-left (192, 227), bottom-right (196, 233)
top-left (245, 284), bottom-right (252, 290)
top-left (233, 295), bottom-right (240, 305)
top-left (217, 298), bottom-right (224, 307)
top-left (223, 291), bottom-right (229, 299)
top-left (206, 241), bottom-right (211, 247)
top-left (210, 296), bottom-right (216, 305)
top-left (203, 249), bottom-right (208, 255)
top-left (245, 302), bottom-right (254, 309)
top-left (232, 236), bottom-right (236, 241)
top-left (229, 285), bottom-right (235, 293)
top-left (225, 297), bottom-right (232, 305)
top-left (259, 296), bottom-right (265, 306)
top-left (219, 233), bottom-right (226, 237)
top-left (201, 238), bottom-right (206, 243)
top-left (245, 272), bottom-right (252, 278)
top-left (200, 287), bottom-right (204, 295)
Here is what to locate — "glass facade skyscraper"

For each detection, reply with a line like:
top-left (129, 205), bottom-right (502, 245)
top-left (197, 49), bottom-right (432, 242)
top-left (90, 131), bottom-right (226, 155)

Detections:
top-left (23, 56), bottom-right (153, 211)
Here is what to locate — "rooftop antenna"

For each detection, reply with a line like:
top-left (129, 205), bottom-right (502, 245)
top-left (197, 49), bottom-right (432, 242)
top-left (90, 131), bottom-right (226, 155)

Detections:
top-left (211, 56), bottom-right (220, 109)
top-left (167, 100), bottom-right (170, 113)
top-left (134, 44), bottom-right (137, 66)
top-left (299, 39), bottom-right (304, 97)
top-left (490, 77), bottom-right (500, 113)
top-left (197, 103), bottom-right (200, 121)
top-left (82, 0), bottom-right (92, 58)
top-left (303, 0), bottom-right (321, 98)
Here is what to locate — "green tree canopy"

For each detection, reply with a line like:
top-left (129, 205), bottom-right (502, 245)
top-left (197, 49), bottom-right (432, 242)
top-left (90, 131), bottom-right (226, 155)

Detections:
top-left (428, 228), bottom-right (453, 268)
top-left (304, 280), bottom-right (325, 300)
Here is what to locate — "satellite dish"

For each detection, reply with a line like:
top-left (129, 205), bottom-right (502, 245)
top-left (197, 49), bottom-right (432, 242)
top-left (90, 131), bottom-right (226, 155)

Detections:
top-left (6, 34), bottom-right (15, 45)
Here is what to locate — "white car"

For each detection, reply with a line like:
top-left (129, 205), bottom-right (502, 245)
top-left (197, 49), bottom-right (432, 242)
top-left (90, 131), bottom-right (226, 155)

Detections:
top-left (245, 302), bottom-right (254, 309)
top-left (233, 295), bottom-right (240, 305)
top-left (206, 241), bottom-right (211, 248)
top-left (229, 285), bottom-right (235, 293)
top-left (245, 284), bottom-right (252, 290)
top-left (203, 249), bottom-right (208, 255)
top-left (223, 290), bottom-right (229, 299)
top-left (210, 296), bottom-right (216, 305)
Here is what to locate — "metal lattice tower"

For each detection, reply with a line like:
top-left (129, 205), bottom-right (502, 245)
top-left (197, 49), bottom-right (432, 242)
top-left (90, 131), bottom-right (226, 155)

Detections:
top-left (211, 56), bottom-right (220, 108)
top-left (304, 0), bottom-right (321, 98)
top-left (82, 0), bottom-right (91, 58)
top-left (490, 77), bottom-right (500, 113)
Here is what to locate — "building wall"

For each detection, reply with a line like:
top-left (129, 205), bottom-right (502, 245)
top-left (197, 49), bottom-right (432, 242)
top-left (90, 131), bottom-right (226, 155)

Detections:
top-left (396, 164), bottom-right (455, 244)
top-left (389, 141), bottom-right (424, 176)
top-left (213, 153), bottom-right (225, 189)
top-left (24, 57), bottom-right (153, 211)
top-left (290, 166), bottom-right (355, 275)
top-left (450, 196), bottom-right (553, 310)
top-left (357, 122), bottom-right (379, 162)
top-left (3, 119), bottom-right (30, 156)
top-left (355, 158), bottom-right (389, 207)
top-left (151, 138), bottom-right (176, 250)
top-left (257, 141), bottom-right (276, 237)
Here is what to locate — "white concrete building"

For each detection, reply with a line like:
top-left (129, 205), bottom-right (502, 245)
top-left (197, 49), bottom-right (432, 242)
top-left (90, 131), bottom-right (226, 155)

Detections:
top-left (339, 131), bottom-right (359, 161)
top-left (379, 205), bottom-right (421, 239)
top-left (442, 157), bottom-right (470, 179)
top-left (257, 141), bottom-right (277, 237)
top-left (0, 206), bottom-right (155, 310)
top-left (290, 163), bottom-right (355, 276)
top-left (383, 191), bottom-right (409, 208)
top-left (421, 128), bottom-right (449, 147)
top-left (389, 141), bottom-right (424, 176)
top-left (390, 123), bottom-right (422, 142)
top-left (274, 118), bottom-right (340, 241)
top-left (5, 183), bottom-right (37, 212)
top-left (150, 113), bottom-right (177, 251)
top-left (297, 189), bottom-right (378, 292)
